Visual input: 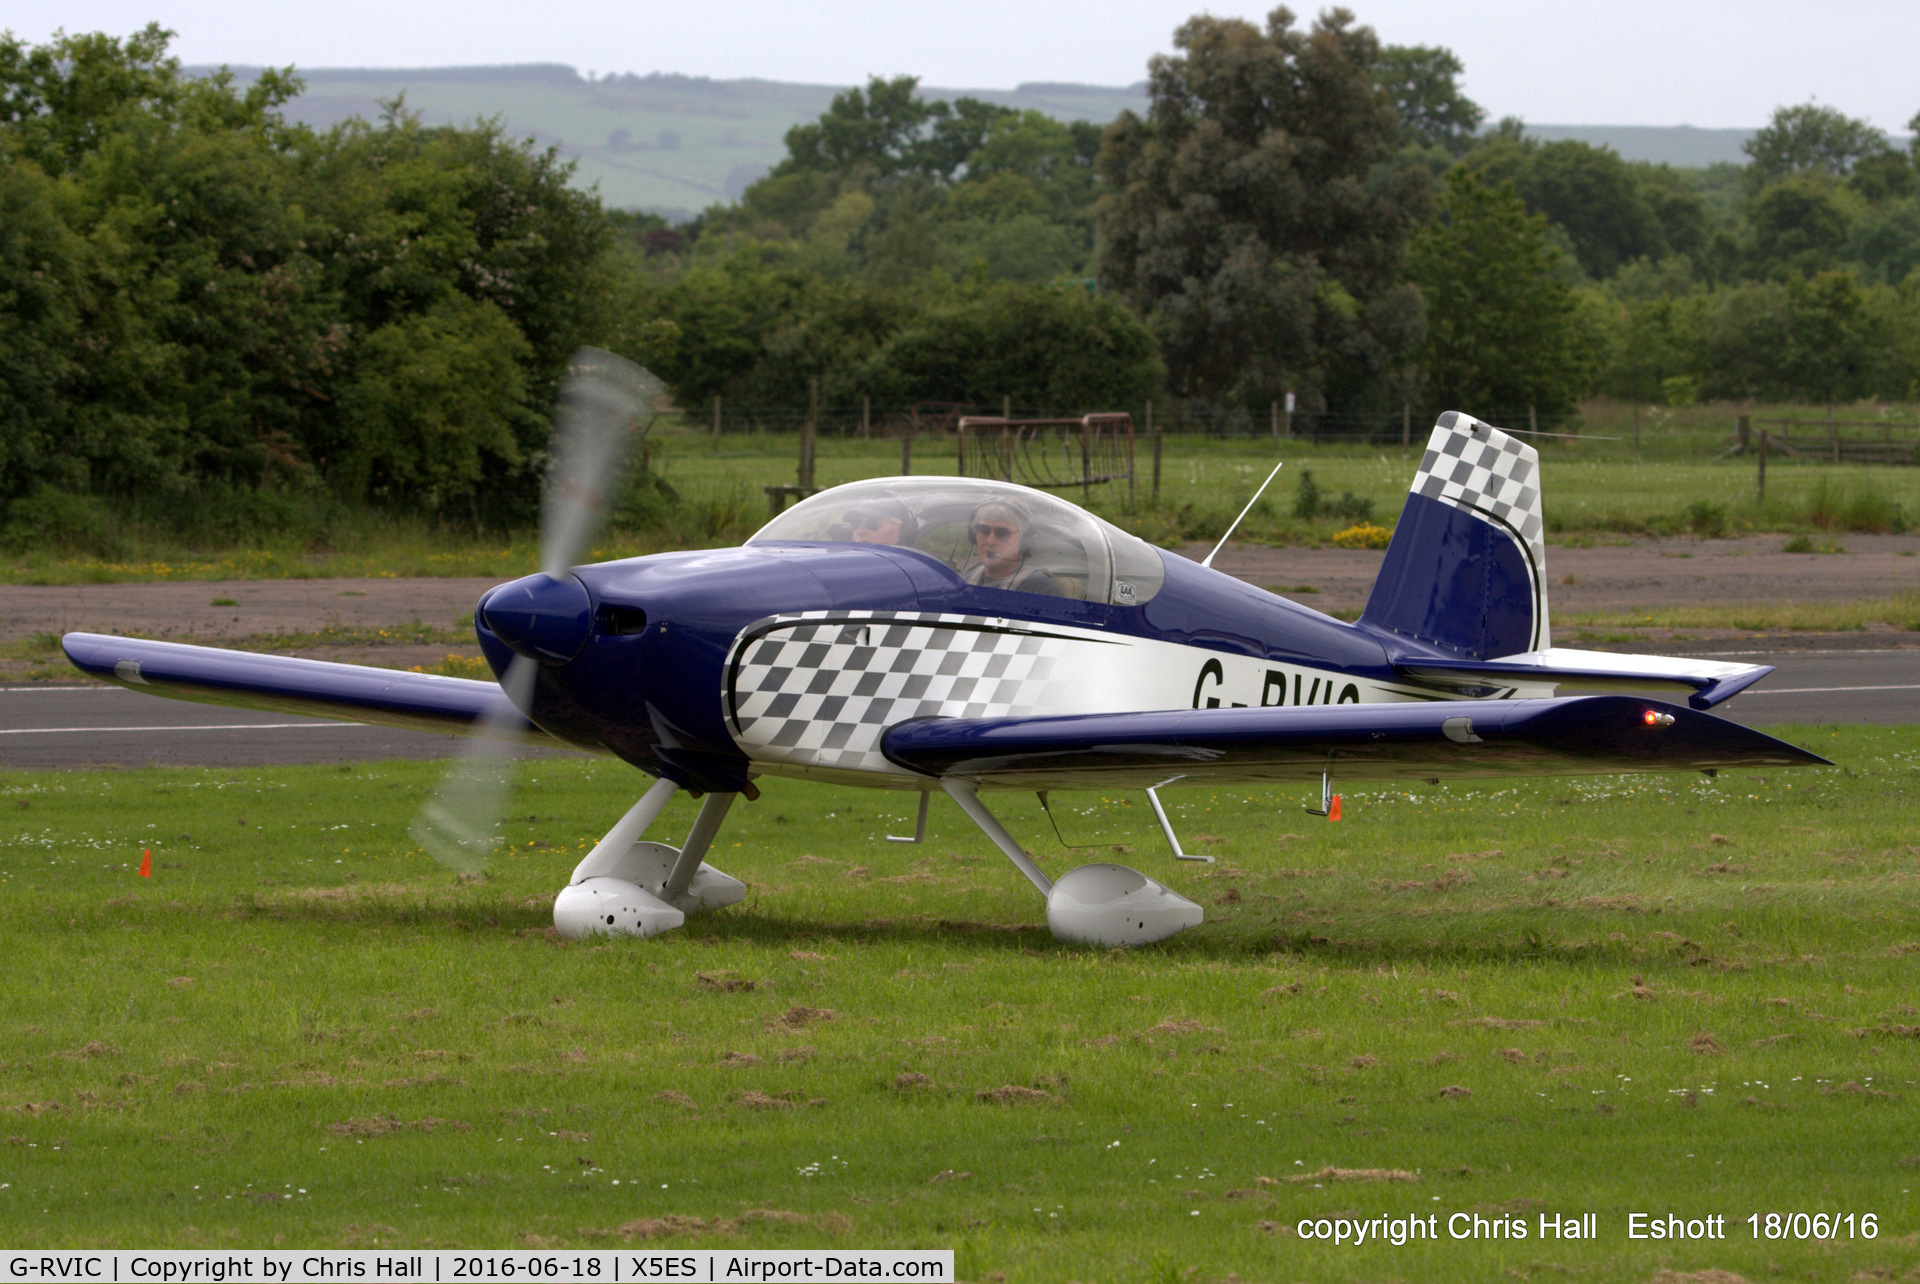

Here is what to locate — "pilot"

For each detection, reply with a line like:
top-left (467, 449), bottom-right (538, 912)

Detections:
top-left (963, 499), bottom-right (1061, 596)
top-left (847, 495), bottom-right (917, 546)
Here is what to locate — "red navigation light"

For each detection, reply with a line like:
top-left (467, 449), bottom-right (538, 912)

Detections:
top-left (1643, 710), bottom-right (1658, 725)
top-left (1643, 710), bottom-right (1675, 728)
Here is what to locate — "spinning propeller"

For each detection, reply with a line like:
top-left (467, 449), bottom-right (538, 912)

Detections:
top-left (410, 349), bottom-right (666, 874)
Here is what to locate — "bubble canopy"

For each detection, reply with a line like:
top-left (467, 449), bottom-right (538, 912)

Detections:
top-left (748, 477), bottom-right (1167, 606)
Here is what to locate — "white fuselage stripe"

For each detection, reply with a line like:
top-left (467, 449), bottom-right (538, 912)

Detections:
top-left (723, 610), bottom-right (1511, 777)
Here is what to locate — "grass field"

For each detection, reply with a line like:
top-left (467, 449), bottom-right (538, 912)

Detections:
top-left (2, 728), bottom-right (1917, 1279)
top-left (8, 401), bottom-right (1920, 587)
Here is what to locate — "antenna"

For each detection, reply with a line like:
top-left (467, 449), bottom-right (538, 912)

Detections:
top-left (1200, 460), bottom-right (1284, 569)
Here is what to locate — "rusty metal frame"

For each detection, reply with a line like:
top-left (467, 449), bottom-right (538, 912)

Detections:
top-left (955, 413), bottom-right (1136, 498)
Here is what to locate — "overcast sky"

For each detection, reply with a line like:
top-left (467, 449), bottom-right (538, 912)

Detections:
top-left (8, 0), bottom-right (1918, 132)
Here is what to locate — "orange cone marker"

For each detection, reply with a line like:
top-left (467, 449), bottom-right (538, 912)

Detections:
top-left (1327, 796), bottom-right (1342, 823)
top-left (139, 848), bottom-right (152, 878)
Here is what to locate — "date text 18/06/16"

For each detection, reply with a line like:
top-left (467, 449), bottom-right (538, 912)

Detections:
top-left (1629, 1213), bottom-right (1879, 1240)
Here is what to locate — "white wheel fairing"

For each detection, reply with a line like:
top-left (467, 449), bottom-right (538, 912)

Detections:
top-left (1046, 864), bottom-right (1204, 946)
top-left (553, 878), bottom-right (684, 939)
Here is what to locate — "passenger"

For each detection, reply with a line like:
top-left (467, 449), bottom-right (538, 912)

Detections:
top-left (962, 499), bottom-right (1061, 596)
top-left (846, 495), bottom-right (917, 547)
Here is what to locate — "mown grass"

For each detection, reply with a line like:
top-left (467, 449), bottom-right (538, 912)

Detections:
top-left (2, 729), bottom-right (1918, 1279)
top-left (7, 410), bottom-right (1920, 585)
top-left (1560, 588), bottom-right (1920, 637)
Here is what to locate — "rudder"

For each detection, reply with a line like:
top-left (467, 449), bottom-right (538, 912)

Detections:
top-left (1359, 412), bottom-right (1549, 660)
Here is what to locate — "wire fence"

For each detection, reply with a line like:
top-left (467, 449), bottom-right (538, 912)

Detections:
top-left (683, 398), bottom-right (1920, 466)
top-left (691, 400), bottom-right (1536, 445)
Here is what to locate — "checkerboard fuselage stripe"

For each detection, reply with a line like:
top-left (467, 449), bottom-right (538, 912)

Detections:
top-left (728, 613), bottom-right (1077, 773)
top-left (1411, 415), bottom-right (1550, 650)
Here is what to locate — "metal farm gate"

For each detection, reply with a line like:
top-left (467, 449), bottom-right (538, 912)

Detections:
top-left (955, 413), bottom-right (1136, 499)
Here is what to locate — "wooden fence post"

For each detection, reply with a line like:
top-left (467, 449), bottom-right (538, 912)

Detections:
top-left (1148, 400), bottom-right (1161, 503)
top-left (1127, 416), bottom-right (1136, 501)
top-left (1402, 403), bottom-right (1411, 448)
top-left (1828, 404), bottom-right (1839, 462)
top-left (861, 396), bottom-right (870, 439)
top-left (800, 378), bottom-right (818, 490)
top-left (1758, 429), bottom-right (1768, 502)
top-left (903, 408), bottom-right (916, 476)
top-left (1736, 413), bottom-right (1749, 455)
top-left (1270, 401), bottom-right (1280, 442)
top-left (1528, 404), bottom-right (1538, 436)
top-left (1081, 419), bottom-right (1093, 504)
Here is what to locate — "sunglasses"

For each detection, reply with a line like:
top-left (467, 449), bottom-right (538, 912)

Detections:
top-left (972, 523), bottom-right (1019, 541)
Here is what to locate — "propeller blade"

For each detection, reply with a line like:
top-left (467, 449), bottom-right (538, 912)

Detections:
top-left (409, 653), bottom-right (537, 875)
top-left (412, 348), bottom-right (665, 874)
top-left (540, 349), bottom-right (667, 581)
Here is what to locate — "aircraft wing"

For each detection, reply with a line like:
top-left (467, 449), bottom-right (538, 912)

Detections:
top-left (61, 632), bottom-right (564, 745)
top-left (881, 695), bottom-right (1828, 791)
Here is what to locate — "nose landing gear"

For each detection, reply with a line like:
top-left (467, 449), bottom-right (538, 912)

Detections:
top-left (552, 780), bottom-right (747, 940)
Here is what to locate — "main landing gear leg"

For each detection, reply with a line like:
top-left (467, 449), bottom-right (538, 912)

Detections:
top-left (552, 779), bottom-right (748, 940)
top-left (940, 779), bottom-right (1203, 948)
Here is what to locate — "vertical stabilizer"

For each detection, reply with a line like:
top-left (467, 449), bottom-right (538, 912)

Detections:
top-left (1360, 412), bottom-right (1550, 660)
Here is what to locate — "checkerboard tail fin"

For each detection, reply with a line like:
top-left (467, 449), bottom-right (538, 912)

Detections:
top-left (1359, 412), bottom-right (1550, 660)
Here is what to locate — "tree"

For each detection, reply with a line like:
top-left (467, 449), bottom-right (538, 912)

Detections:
top-left (1744, 103), bottom-right (1890, 188)
top-left (334, 297), bottom-right (532, 504)
top-left (1591, 289), bottom-right (1709, 403)
top-left (727, 81), bottom-right (1098, 287)
top-left (1846, 151), bottom-right (1915, 204)
top-left (0, 23), bottom-right (301, 176)
top-left (1374, 45), bottom-right (1483, 156)
top-left (0, 156), bottom-right (87, 501)
top-left (936, 112), bottom-right (1103, 282)
top-left (1700, 271), bottom-right (1885, 402)
top-left (770, 75), bottom-right (1020, 187)
top-left (0, 25), bottom-right (634, 523)
top-left (1847, 198), bottom-right (1920, 284)
top-left (1095, 6), bottom-right (1432, 408)
top-left (915, 97), bottom-right (1021, 184)
top-left (1468, 138), bottom-right (1670, 279)
top-left (1407, 167), bottom-right (1588, 419)
top-left (1746, 177), bottom-right (1850, 278)
top-left (773, 76), bottom-right (933, 179)
top-left (1634, 165), bottom-right (1711, 259)
top-left (867, 285), bottom-right (1163, 410)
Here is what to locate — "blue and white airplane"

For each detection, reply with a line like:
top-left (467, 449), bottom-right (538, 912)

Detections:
top-left (64, 353), bottom-right (1824, 947)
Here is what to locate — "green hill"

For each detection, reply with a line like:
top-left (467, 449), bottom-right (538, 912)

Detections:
top-left (208, 64), bottom-right (1149, 215)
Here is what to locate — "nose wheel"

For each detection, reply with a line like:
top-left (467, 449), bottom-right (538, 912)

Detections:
top-left (553, 781), bottom-right (747, 940)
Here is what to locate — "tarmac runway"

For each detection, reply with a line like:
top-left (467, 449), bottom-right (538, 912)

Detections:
top-left (3, 647), bottom-right (1915, 770)
top-left (0, 685), bottom-right (584, 769)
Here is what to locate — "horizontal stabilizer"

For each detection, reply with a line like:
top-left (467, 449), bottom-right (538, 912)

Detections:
top-left (62, 632), bottom-right (560, 744)
top-left (881, 696), bottom-right (1827, 791)
top-left (1391, 647), bottom-right (1774, 710)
